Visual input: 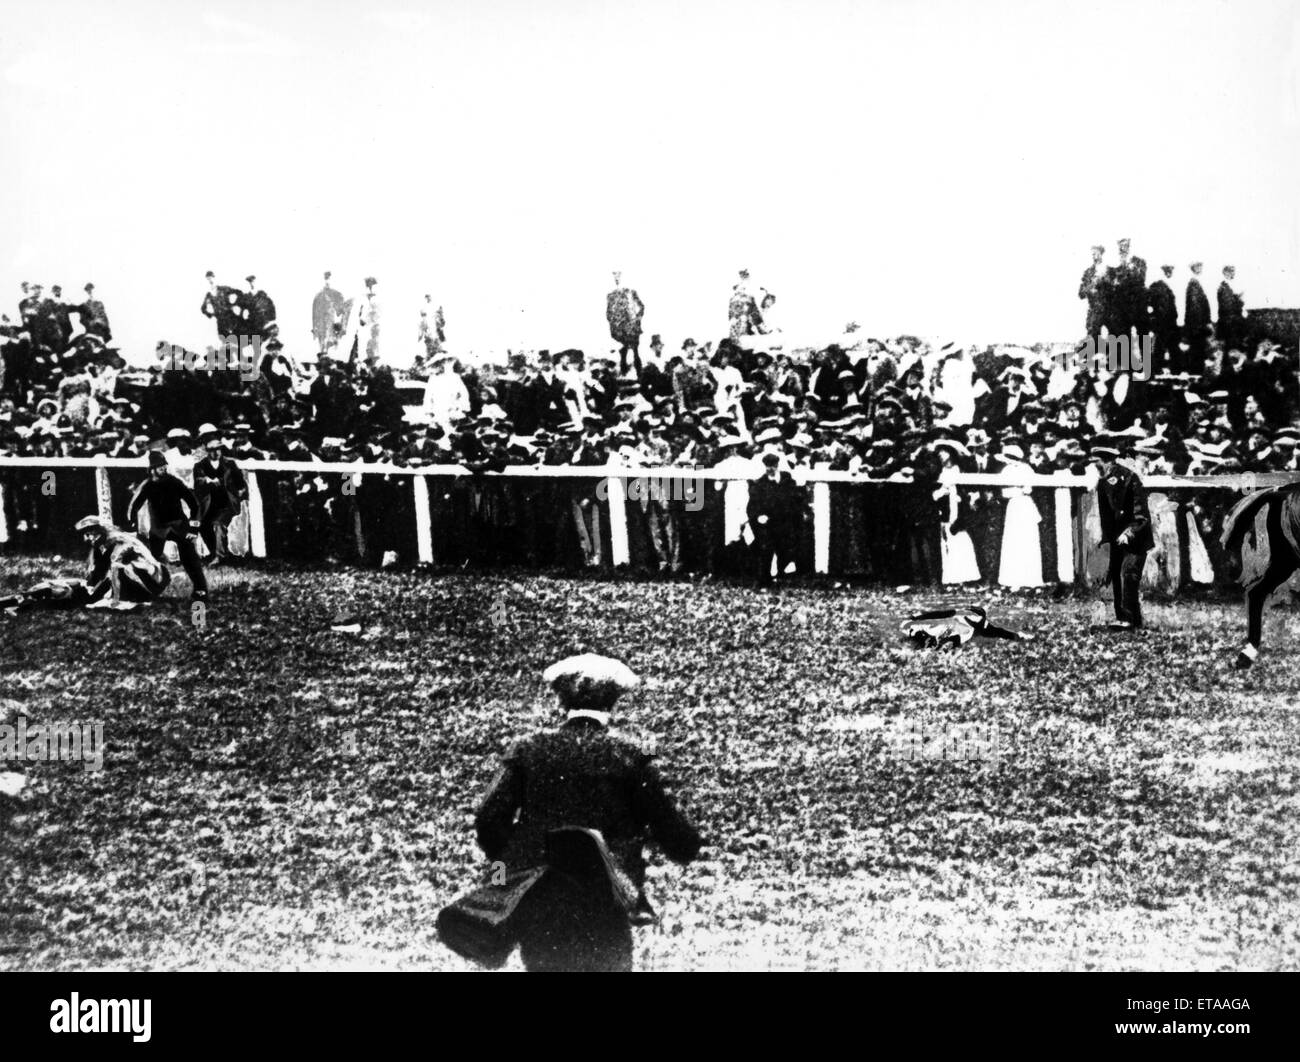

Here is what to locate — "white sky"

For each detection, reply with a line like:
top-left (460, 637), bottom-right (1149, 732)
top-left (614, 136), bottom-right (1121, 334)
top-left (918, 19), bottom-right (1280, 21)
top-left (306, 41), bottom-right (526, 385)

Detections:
top-left (2, 0), bottom-right (1298, 366)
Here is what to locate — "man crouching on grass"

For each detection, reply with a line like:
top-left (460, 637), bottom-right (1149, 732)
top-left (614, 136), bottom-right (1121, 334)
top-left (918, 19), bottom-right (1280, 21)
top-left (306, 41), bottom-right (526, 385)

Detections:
top-left (0, 515), bottom-right (171, 614)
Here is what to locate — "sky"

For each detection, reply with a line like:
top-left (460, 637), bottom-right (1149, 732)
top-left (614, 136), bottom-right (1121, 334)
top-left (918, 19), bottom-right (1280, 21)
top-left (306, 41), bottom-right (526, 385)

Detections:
top-left (2, 0), bottom-right (1298, 366)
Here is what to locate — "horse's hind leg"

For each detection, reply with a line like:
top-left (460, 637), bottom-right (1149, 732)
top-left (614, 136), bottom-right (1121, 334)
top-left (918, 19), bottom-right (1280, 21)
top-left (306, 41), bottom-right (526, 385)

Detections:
top-left (1236, 557), bottom-right (1298, 668)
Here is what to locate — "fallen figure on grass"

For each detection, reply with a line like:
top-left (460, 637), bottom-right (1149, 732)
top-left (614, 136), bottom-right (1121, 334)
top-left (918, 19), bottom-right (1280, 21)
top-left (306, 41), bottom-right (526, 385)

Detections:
top-left (0, 516), bottom-right (171, 615)
top-left (900, 605), bottom-right (1035, 650)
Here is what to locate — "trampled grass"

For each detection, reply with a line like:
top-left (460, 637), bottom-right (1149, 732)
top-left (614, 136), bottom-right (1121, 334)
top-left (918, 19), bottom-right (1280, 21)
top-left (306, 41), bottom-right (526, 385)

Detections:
top-left (2, 556), bottom-right (1298, 970)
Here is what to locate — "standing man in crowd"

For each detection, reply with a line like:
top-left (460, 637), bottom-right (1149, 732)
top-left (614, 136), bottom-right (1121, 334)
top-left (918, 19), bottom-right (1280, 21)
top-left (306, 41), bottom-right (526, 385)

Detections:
top-left (1091, 436), bottom-right (1153, 631)
top-left (1146, 264), bottom-right (1180, 373)
top-left (1079, 245), bottom-right (1110, 348)
top-left (747, 449), bottom-right (803, 586)
top-left (1217, 265), bottom-right (1245, 349)
top-left (1110, 238), bottom-right (1147, 347)
top-left (1184, 261), bottom-right (1212, 368)
top-left (201, 272), bottom-right (244, 341)
top-left (605, 271), bottom-right (645, 377)
top-left (193, 425), bottom-right (247, 566)
top-left (243, 275), bottom-right (278, 341)
top-left (312, 271), bottom-right (347, 356)
top-left (77, 283), bottom-right (112, 343)
top-left (127, 451), bottom-right (209, 601)
top-left (729, 268), bottom-right (760, 341)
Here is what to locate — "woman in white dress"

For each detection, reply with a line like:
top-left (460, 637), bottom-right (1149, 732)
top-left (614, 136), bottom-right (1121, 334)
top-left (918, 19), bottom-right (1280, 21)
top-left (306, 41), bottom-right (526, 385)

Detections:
top-left (933, 443), bottom-right (981, 585)
top-left (996, 446), bottom-right (1044, 588)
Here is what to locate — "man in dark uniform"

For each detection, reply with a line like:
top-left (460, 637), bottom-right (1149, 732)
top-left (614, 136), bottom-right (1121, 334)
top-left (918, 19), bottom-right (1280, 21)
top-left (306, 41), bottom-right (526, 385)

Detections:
top-left (126, 451), bottom-right (209, 599)
top-left (1078, 245), bottom-right (1110, 347)
top-left (605, 271), bottom-right (645, 377)
top-left (1146, 265), bottom-right (1179, 373)
top-left (1184, 261), bottom-right (1212, 368)
top-left (1216, 265), bottom-right (1245, 349)
top-left (747, 449), bottom-right (802, 586)
top-left (200, 271), bottom-right (245, 340)
top-left (75, 283), bottom-right (112, 343)
top-left (243, 275), bottom-right (278, 340)
top-left (1092, 436), bottom-right (1154, 630)
top-left (1109, 238), bottom-right (1147, 344)
top-left (440, 654), bottom-right (701, 972)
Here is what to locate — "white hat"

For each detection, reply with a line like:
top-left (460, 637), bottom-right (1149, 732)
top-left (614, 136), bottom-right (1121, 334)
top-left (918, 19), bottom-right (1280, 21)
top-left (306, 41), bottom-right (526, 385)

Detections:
top-left (166, 427), bottom-right (192, 441)
top-left (543, 653), bottom-right (639, 711)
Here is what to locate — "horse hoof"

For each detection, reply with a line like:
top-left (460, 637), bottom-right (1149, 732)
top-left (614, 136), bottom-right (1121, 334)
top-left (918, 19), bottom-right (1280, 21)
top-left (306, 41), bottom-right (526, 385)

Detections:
top-left (1233, 653), bottom-right (1254, 670)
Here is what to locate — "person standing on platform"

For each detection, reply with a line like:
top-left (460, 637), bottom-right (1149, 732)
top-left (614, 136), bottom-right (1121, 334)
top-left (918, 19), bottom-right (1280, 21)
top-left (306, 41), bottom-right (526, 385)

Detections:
top-left (605, 272), bottom-right (645, 377)
top-left (1146, 265), bottom-right (1180, 373)
top-left (1184, 261), bottom-right (1212, 369)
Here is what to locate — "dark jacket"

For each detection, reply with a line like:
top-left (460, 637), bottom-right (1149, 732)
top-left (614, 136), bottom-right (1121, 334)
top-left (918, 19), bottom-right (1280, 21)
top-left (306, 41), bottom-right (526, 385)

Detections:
top-left (193, 455), bottom-right (247, 513)
top-left (127, 472), bottom-right (201, 528)
top-left (1097, 462), bottom-right (1155, 552)
top-left (1146, 279), bottom-right (1178, 336)
top-left (1184, 278), bottom-right (1211, 337)
top-left (475, 717), bottom-right (701, 891)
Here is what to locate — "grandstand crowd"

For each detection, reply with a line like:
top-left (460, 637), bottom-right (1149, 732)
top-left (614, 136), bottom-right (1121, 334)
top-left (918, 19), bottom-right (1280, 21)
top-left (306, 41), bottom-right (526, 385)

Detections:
top-left (0, 260), bottom-right (1296, 479)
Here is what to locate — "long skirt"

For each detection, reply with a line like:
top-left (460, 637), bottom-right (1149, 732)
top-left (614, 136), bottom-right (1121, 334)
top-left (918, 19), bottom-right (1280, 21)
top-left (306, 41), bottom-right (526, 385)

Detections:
top-left (998, 493), bottom-right (1044, 588)
top-left (940, 526), bottom-right (981, 585)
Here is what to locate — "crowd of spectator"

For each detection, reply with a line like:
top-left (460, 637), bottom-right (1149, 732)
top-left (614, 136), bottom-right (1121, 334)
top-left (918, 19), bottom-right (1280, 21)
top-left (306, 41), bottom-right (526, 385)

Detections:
top-left (2, 270), bottom-right (1297, 486)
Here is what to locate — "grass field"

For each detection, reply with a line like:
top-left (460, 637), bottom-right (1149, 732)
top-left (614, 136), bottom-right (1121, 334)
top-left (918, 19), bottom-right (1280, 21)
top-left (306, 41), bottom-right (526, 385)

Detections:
top-left (2, 555), bottom-right (1299, 971)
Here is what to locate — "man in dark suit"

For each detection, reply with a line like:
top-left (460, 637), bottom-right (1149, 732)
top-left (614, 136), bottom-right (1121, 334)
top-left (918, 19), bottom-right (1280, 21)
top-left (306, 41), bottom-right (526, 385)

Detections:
top-left (747, 450), bottom-right (804, 585)
top-left (243, 275), bottom-right (278, 340)
top-left (126, 451), bottom-right (208, 600)
top-left (200, 272), bottom-right (246, 340)
top-left (445, 654), bottom-right (701, 972)
top-left (193, 427), bottom-right (248, 564)
top-left (1109, 238), bottom-right (1147, 343)
top-left (1184, 261), bottom-right (1212, 367)
top-left (1146, 265), bottom-right (1179, 373)
top-left (1216, 265), bottom-right (1245, 350)
top-left (1078, 245), bottom-right (1110, 346)
top-left (307, 356), bottom-right (354, 443)
top-left (76, 283), bottom-right (112, 342)
top-left (523, 352), bottom-right (570, 433)
top-left (605, 271), bottom-right (645, 376)
top-left (1092, 437), bottom-right (1154, 630)
top-left (638, 334), bottom-right (673, 403)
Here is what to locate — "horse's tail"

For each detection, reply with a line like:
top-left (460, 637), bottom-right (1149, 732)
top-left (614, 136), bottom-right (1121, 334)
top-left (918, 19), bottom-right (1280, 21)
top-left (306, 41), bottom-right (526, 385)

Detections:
top-left (1220, 485), bottom-right (1293, 554)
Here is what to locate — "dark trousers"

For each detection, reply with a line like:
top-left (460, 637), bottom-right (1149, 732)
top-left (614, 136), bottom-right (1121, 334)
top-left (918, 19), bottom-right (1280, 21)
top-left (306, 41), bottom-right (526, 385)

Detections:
top-left (199, 502), bottom-right (235, 558)
top-left (1109, 547), bottom-right (1147, 625)
top-left (514, 873), bottom-right (633, 972)
top-left (148, 521), bottom-right (208, 594)
top-left (753, 526), bottom-right (796, 585)
top-left (617, 338), bottom-right (642, 377)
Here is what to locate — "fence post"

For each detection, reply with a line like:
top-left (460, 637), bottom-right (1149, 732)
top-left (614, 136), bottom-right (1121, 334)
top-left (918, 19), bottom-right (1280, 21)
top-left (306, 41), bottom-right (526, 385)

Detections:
top-left (247, 471), bottom-right (268, 558)
top-left (95, 464), bottom-right (113, 523)
top-left (607, 475), bottom-right (630, 567)
top-left (813, 482), bottom-right (831, 574)
top-left (413, 474), bottom-right (434, 564)
top-left (1054, 486), bottom-right (1074, 584)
